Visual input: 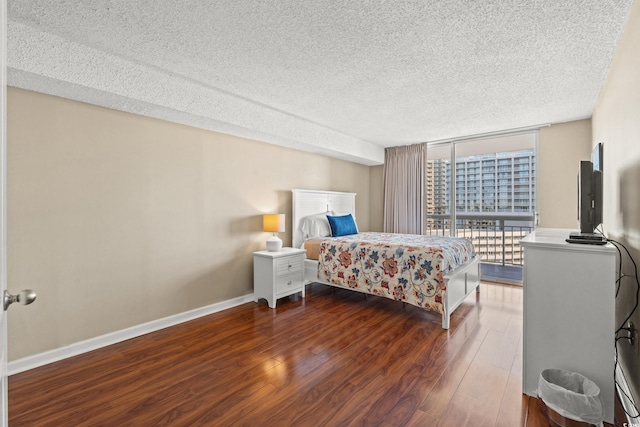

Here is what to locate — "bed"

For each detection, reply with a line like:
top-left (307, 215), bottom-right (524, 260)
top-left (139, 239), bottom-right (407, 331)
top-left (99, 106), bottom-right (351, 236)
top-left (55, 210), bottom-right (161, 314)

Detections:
top-left (292, 189), bottom-right (481, 329)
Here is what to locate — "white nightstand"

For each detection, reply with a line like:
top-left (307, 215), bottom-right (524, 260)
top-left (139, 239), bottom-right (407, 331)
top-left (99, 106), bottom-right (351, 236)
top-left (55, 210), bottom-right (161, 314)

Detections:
top-left (253, 248), bottom-right (306, 308)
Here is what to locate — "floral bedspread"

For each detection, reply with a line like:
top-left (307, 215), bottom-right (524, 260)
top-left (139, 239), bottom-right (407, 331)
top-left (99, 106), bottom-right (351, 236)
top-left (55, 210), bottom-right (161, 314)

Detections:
top-left (317, 232), bottom-right (474, 314)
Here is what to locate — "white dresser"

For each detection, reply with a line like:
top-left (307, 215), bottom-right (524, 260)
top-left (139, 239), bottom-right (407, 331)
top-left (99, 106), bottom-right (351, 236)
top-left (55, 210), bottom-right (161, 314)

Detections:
top-left (520, 228), bottom-right (616, 423)
top-left (253, 248), bottom-right (306, 308)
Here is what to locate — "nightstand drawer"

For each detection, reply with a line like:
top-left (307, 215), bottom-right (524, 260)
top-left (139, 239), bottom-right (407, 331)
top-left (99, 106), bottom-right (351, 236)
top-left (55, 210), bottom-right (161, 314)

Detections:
top-left (275, 256), bottom-right (303, 276)
top-left (275, 274), bottom-right (303, 294)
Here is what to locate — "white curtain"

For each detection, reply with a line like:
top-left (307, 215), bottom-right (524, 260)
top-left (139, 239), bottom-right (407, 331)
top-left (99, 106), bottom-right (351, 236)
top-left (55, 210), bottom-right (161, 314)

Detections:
top-left (383, 143), bottom-right (426, 234)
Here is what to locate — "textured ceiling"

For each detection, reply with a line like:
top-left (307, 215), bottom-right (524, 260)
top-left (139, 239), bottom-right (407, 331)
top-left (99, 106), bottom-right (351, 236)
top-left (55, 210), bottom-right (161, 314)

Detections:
top-left (7, 1), bottom-right (635, 165)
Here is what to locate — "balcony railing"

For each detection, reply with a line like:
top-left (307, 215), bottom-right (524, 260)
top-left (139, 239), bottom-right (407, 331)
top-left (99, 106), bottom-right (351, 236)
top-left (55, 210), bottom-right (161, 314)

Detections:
top-left (425, 213), bottom-right (535, 267)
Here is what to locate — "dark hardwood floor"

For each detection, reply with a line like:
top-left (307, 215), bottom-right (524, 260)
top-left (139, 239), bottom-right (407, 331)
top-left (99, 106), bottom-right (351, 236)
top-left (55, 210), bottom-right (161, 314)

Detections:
top-left (8, 282), bottom-right (616, 426)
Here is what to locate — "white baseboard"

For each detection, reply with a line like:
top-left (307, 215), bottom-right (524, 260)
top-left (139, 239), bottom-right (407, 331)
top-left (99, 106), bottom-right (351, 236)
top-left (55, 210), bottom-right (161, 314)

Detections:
top-left (615, 361), bottom-right (640, 425)
top-left (8, 293), bottom-right (255, 375)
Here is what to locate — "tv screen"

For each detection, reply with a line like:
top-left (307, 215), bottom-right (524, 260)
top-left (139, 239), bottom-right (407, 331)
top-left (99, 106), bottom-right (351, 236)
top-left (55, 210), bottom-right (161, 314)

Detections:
top-left (577, 160), bottom-right (603, 234)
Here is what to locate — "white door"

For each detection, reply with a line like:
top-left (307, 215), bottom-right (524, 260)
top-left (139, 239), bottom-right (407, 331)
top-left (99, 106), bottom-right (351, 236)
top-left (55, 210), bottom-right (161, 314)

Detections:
top-left (0, 0), bottom-right (8, 423)
top-left (0, 0), bottom-right (39, 420)
top-left (0, 3), bottom-right (36, 424)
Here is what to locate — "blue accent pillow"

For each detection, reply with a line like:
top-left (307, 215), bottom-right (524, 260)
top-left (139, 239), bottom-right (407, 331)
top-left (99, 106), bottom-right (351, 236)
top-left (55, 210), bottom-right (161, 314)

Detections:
top-left (327, 214), bottom-right (358, 237)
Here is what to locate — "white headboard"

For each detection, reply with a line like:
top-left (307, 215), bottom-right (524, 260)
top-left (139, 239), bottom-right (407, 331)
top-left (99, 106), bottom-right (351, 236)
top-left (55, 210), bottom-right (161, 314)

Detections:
top-left (291, 189), bottom-right (356, 248)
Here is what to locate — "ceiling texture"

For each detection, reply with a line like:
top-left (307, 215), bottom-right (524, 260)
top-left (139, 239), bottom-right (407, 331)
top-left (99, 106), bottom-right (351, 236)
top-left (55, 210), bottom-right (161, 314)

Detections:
top-left (7, 0), bottom-right (635, 165)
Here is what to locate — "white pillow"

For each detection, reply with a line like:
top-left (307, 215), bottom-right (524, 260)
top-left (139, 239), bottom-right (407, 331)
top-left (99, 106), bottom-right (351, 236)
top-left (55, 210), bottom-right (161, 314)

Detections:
top-left (299, 211), bottom-right (333, 240)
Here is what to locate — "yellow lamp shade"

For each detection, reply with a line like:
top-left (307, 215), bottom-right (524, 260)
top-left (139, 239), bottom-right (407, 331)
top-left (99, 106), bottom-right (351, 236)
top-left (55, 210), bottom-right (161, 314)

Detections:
top-left (263, 214), bottom-right (285, 233)
top-left (263, 214), bottom-right (285, 252)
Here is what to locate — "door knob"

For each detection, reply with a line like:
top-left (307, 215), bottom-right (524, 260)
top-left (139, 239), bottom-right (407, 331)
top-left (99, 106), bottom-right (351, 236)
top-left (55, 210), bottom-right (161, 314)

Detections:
top-left (3, 289), bottom-right (37, 311)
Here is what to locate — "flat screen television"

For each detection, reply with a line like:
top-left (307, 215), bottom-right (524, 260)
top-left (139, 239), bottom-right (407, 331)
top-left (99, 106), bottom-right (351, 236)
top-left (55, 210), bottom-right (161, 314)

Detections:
top-left (577, 159), bottom-right (603, 235)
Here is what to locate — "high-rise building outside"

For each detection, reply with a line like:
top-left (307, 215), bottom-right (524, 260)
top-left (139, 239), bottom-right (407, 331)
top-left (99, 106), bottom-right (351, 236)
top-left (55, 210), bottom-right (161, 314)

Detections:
top-left (427, 149), bottom-right (535, 215)
top-left (426, 149), bottom-right (536, 267)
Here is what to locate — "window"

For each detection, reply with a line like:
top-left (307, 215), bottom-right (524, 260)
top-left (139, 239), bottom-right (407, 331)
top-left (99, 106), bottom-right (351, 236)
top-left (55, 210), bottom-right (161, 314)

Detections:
top-left (425, 132), bottom-right (537, 269)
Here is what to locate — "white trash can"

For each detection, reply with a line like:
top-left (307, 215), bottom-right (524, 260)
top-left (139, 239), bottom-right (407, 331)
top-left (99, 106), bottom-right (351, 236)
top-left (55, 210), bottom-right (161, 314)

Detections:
top-left (538, 368), bottom-right (604, 427)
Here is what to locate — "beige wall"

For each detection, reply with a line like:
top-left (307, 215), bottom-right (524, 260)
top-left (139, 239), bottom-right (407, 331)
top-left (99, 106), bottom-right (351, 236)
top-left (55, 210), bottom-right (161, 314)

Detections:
top-left (7, 88), bottom-right (372, 360)
top-left (592, 0), bottom-right (640, 410)
top-left (537, 119), bottom-right (592, 228)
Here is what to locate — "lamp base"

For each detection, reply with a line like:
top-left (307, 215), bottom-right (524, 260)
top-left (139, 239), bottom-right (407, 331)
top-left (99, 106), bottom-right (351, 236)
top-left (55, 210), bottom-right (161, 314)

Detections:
top-left (266, 235), bottom-right (283, 252)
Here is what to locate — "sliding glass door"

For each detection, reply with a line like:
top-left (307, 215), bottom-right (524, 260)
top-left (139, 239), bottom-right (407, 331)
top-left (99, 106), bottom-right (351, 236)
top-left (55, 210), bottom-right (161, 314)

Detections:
top-left (426, 132), bottom-right (537, 283)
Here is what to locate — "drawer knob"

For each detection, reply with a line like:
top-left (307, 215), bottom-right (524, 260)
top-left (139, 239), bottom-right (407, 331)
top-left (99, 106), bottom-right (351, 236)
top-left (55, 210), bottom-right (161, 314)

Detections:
top-left (287, 281), bottom-right (292, 286)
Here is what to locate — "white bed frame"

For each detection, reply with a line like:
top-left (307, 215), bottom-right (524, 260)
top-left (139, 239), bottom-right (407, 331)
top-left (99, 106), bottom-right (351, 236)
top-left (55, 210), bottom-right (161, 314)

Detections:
top-left (292, 189), bottom-right (481, 329)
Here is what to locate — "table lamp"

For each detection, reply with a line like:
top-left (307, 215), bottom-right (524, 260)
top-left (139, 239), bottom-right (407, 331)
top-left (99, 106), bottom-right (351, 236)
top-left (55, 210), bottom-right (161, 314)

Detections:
top-left (263, 214), bottom-right (285, 252)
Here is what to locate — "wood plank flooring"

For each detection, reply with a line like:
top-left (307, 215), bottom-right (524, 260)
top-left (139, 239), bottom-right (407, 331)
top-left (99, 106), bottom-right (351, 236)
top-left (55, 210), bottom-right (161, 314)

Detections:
top-left (8, 282), bottom-right (616, 426)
